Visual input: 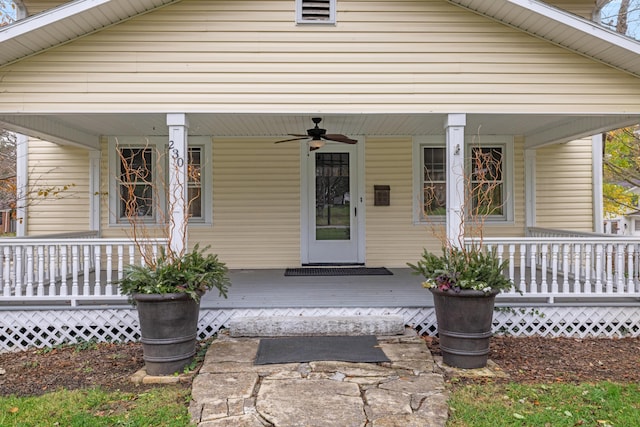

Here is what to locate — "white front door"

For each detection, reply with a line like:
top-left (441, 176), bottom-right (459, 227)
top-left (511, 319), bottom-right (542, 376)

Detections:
top-left (303, 143), bottom-right (362, 264)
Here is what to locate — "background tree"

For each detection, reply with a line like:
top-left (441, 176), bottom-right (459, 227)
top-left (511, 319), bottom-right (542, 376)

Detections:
top-left (602, 126), bottom-right (640, 218)
top-left (596, 0), bottom-right (640, 39)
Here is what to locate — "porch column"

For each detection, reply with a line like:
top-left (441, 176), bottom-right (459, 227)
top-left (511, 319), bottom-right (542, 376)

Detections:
top-left (88, 150), bottom-right (101, 233)
top-left (524, 148), bottom-right (536, 230)
top-left (166, 113), bottom-right (189, 256)
top-left (15, 134), bottom-right (28, 237)
top-left (592, 134), bottom-right (604, 233)
top-left (444, 113), bottom-right (466, 248)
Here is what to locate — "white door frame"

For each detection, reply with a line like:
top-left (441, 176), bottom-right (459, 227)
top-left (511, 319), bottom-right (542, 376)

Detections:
top-left (300, 139), bottom-right (365, 265)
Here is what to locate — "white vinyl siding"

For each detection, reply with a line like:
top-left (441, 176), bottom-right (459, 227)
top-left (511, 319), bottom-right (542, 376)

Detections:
top-left (25, 139), bottom-right (89, 235)
top-left (2, 0), bottom-right (640, 114)
top-left (535, 138), bottom-right (594, 231)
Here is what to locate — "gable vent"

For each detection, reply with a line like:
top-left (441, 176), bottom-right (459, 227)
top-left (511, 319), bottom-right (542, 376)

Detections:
top-left (298, 0), bottom-right (335, 24)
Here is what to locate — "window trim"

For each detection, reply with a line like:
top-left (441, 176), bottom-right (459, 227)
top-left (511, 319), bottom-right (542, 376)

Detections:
top-left (108, 136), bottom-right (212, 227)
top-left (296, 0), bottom-right (336, 25)
top-left (412, 135), bottom-right (514, 225)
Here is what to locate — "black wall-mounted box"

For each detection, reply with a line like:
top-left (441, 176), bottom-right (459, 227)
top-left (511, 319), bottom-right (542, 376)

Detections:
top-left (374, 185), bottom-right (390, 206)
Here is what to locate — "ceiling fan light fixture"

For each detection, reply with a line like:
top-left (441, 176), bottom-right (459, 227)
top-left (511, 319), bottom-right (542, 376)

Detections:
top-left (308, 139), bottom-right (325, 149)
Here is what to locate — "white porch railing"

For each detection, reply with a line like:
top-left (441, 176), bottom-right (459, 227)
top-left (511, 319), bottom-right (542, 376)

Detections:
top-left (0, 237), bottom-right (168, 306)
top-left (474, 234), bottom-right (640, 303)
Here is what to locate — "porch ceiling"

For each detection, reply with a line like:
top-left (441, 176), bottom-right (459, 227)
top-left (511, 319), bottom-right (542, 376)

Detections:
top-left (1, 112), bottom-right (639, 150)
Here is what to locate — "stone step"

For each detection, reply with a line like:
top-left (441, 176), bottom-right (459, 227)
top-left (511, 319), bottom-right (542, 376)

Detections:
top-left (228, 315), bottom-right (405, 337)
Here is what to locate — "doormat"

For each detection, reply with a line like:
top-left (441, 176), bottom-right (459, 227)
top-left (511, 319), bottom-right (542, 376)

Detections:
top-left (284, 267), bottom-right (393, 276)
top-left (254, 335), bottom-right (390, 365)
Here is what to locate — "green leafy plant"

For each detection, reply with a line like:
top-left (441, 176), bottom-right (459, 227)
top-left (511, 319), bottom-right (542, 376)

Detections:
top-left (408, 245), bottom-right (512, 293)
top-left (118, 244), bottom-right (230, 302)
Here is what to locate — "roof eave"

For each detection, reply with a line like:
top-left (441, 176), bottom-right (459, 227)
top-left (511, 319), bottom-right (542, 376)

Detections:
top-left (0, 0), bottom-right (181, 67)
top-left (448, 0), bottom-right (640, 78)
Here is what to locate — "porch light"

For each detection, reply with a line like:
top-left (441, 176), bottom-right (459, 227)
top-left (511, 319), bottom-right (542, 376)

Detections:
top-left (308, 139), bottom-right (325, 149)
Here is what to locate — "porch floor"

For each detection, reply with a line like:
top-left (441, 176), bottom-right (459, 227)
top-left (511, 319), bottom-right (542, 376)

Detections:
top-left (201, 268), bottom-right (430, 309)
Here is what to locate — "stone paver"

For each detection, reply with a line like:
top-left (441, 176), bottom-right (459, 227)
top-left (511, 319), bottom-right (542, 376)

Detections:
top-left (189, 329), bottom-right (450, 427)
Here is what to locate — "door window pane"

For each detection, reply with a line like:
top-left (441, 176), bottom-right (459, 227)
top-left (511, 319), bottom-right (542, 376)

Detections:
top-left (315, 153), bottom-right (350, 240)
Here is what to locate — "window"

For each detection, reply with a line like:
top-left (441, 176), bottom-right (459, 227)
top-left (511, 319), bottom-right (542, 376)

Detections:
top-left (296, 0), bottom-right (336, 24)
top-left (109, 137), bottom-right (211, 226)
top-left (413, 136), bottom-right (513, 223)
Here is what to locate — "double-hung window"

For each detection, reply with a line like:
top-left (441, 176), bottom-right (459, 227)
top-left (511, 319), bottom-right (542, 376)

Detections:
top-left (109, 137), bottom-right (211, 226)
top-left (413, 136), bottom-right (513, 223)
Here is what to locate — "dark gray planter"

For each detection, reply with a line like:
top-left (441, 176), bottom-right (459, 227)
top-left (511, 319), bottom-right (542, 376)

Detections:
top-left (133, 292), bottom-right (200, 376)
top-left (430, 288), bottom-right (499, 369)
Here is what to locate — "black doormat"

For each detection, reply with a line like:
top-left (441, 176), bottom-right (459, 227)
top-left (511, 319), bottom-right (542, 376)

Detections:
top-left (254, 335), bottom-right (390, 365)
top-left (284, 267), bottom-right (393, 276)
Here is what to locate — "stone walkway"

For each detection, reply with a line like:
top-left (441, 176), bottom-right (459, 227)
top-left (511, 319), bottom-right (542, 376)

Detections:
top-left (189, 329), bottom-right (449, 427)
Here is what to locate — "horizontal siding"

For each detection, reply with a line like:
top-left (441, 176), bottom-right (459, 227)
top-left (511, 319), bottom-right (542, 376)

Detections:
top-left (365, 136), bottom-right (527, 268)
top-left (194, 138), bottom-right (300, 268)
top-left (26, 139), bottom-right (90, 235)
top-left (535, 139), bottom-right (594, 231)
top-left (2, 0), bottom-right (640, 114)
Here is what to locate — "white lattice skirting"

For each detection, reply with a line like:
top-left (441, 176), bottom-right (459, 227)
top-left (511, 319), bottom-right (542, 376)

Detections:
top-left (1, 305), bottom-right (639, 352)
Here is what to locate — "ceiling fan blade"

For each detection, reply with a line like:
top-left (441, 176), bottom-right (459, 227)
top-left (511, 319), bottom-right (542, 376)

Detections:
top-left (323, 134), bottom-right (358, 144)
top-left (273, 136), bottom-right (310, 144)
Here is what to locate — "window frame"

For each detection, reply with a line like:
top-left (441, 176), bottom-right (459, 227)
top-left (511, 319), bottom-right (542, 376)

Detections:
top-left (296, 0), bottom-right (336, 25)
top-left (108, 136), bottom-right (212, 227)
top-left (412, 135), bottom-right (514, 225)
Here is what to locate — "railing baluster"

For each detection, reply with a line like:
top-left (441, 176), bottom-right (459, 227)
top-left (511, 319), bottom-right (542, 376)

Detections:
top-left (60, 245), bottom-right (68, 296)
top-left (106, 245), bottom-right (113, 296)
top-left (594, 244), bottom-right (603, 294)
top-left (508, 244), bottom-right (515, 290)
top-left (584, 244), bottom-right (591, 294)
top-left (37, 245), bottom-right (45, 296)
top-left (25, 246), bottom-right (34, 297)
top-left (540, 244), bottom-right (548, 293)
top-left (562, 244), bottom-right (570, 293)
top-left (15, 246), bottom-right (23, 296)
top-left (519, 244), bottom-right (526, 292)
top-left (551, 244), bottom-right (559, 293)
top-left (94, 245), bottom-right (101, 296)
top-left (3, 246), bottom-right (11, 296)
top-left (529, 244), bottom-right (538, 293)
top-left (626, 244), bottom-right (634, 294)
top-left (573, 244), bottom-right (581, 294)
top-left (48, 246), bottom-right (57, 296)
top-left (118, 245), bottom-right (124, 281)
top-left (606, 244), bottom-right (614, 293)
top-left (83, 245), bottom-right (90, 296)
top-left (616, 243), bottom-right (625, 294)
top-left (71, 245), bottom-right (79, 299)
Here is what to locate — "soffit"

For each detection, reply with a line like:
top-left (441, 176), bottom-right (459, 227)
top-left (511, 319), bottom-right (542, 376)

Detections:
top-left (1, 113), bottom-right (638, 150)
top-left (0, 0), bottom-right (180, 67)
top-left (448, 0), bottom-right (640, 77)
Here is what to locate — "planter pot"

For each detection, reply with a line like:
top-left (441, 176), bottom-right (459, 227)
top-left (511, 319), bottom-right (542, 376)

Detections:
top-left (430, 288), bottom-right (499, 369)
top-left (133, 292), bottom-right (200, 376)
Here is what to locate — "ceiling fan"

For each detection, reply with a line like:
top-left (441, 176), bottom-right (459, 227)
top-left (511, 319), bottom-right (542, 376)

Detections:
top-left (273, 117), bottom-right (357, 150)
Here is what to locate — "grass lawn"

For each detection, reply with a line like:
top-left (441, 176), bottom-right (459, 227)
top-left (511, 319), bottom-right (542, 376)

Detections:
top-left (0, 386), bottom-right (190, 427)
top-left (447, 381), bottom-right (640, 427)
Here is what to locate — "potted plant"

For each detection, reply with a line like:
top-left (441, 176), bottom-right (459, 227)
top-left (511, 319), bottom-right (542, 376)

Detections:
top-left (409, 143), bottom-right (513, 369)
top-left (118, 244), bottom-right (230, 375)
top-left (114, 143), bottom-right (230, 375)
top-left (409, 244), bottom-right (512, 368)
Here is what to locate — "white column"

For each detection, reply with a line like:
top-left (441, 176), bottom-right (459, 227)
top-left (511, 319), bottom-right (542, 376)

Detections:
top-left (88, 150), bottom-right (101, 233)
top-left (592, 134), bottom-right (604, 233)
top-left (16, 134), bottom-right (28, 237)
top-left (166, 113), bottom-right (189, 257)
top-left (444, 114), bottom-right (466, 248)
top-left (524, 148), bottom-right (536, 230)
